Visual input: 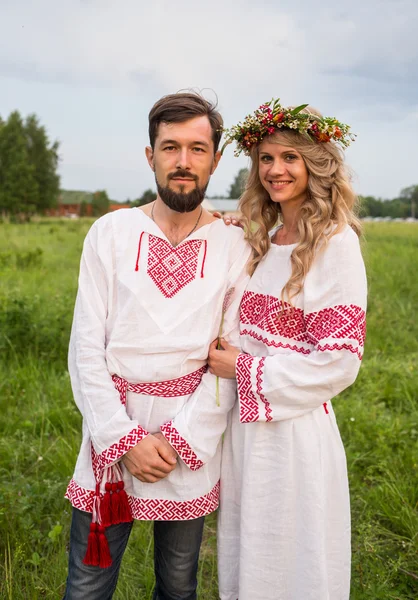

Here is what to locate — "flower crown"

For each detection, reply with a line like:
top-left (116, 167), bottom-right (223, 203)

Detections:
top-left (221, 98), bottom-right (355, 156)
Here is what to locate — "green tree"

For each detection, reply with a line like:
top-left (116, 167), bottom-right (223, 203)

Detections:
top-left (92, 190), bottom-right (110, 216)
top-left (359, 195), bottom-right (411, 218)
top-left (382, 198), bottom-right (410, 218)
top-left (399, 185), bottom-right (418, 219)
top-left (132, 189), bottom-right (157, 207)
top-left (0, 111), bottom-right (38, 218)
top-left (359, 195), bottom-right (383, 217)
top-left (228, 168), bottom-right (249, 199)
top-left (24, 114), bottom-right (60, 212)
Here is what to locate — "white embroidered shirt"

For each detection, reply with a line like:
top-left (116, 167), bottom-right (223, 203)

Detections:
top-left (65, 208), bottom-right (251, 521)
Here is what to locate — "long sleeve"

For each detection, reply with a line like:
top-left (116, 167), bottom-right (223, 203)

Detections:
top-left (236, 227), bottom-right (367, 424)
top-left (160, 233), bottom-right (251, 469)
top-left (68, 218), bottom-right (149, 478)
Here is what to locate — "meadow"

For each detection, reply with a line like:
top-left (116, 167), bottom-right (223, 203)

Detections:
top-left (0, 218), bottom-right (417, 599)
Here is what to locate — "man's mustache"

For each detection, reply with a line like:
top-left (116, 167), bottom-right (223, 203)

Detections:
top-left (168, 170), bottom-right (198, 182)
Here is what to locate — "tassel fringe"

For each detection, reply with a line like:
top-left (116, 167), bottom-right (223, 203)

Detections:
top-left (83, 465), bottom-right (133, 569)
top-left (100, 482), bottom-right (112, 528)
top-left (98, 525), bottom-right (112, 568)
top-left (83, 523), bottom-right (100, 566)
top-left (117, 481), bottom-right (132, 523)
top-left (99, 479), bottom-right (132, 527)
top-left (110, 482), bottom-right (120, 522)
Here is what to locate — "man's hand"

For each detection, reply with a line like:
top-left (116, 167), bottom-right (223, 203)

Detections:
top-left (153, 432), bottom-right (177, 463)
top-left (122, 434), bottom-right (177, 483)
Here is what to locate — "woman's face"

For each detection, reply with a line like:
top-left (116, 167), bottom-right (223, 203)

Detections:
top-left (258, 139), bottom-right (309, 208)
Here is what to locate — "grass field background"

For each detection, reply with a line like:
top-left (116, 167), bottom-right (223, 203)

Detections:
top-left (0, 219), bottom-right (417, 599)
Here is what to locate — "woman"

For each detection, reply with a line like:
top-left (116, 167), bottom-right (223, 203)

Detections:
top-left (208, 100), bottom-right (367, 600)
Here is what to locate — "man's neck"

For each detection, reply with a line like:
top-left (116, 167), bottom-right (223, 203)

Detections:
top-left (143, 197), bottom-right (216, 246)
top-left (153, 197), bottom-right (200, 229)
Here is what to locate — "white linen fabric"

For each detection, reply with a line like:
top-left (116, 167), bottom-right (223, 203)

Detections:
top-left (65, 208), bottom-right (251, 521)
top-left (218, 224), bottom-right (367, 600)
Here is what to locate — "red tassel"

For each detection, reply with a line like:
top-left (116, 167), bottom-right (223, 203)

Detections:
top-left (98, 525), bottom-right (112, 568)
top-left (323, 402), bottom-right (329, 415)
top-left (100, 482), bottom-right (112, 527)
top-left (110, 482), bottom-right (120, 524)
top-left (83, 523), bottom-right (99, 566)
top-left (117, 481), bottom-right (132, 523)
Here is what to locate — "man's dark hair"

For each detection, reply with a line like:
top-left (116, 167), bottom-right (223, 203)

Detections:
top-left (148, 92), bottom-right (223, 153)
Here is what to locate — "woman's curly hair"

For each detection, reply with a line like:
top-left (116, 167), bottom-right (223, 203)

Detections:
top-left (239, 107), bottom-right (361, 303)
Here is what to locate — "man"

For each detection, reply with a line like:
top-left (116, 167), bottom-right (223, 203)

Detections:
top-left (63, 92), bottom-right (251, 600)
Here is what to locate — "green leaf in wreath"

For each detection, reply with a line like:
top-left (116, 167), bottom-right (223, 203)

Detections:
top-left (290, 104), bottom-right (309, 116)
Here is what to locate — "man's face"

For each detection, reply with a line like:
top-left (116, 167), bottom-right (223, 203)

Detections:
top-left (146, 116), bottom-right (221, 213)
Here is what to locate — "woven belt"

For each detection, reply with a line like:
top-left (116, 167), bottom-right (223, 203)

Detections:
top-left (112, 365), bottom-right (207, 405)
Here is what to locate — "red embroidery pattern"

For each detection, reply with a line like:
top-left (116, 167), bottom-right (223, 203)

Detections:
top-left (160, 421), bottom-right (204, 471)
top-left (236, 353), bottom-right (259, 423)
top-left (112, 366), bottom-right (207, 406)
top-left (240, 292), bottom-right (365, 358)
top-left (147, 235), bottom-right (203, 298)
top-left (66, 479), bottom-right (94, 509)
top-left (240, 329), bottom-right (311, 354)
top-left (91, 426), bottom-right (149, 480)
top-left (305, 305), bottom-right (366, 347)
top-left (66, 479), bottom-right (220, 521)
top-left (316, 342), bottom-right (363, 359)
top-left (240, 292), bottom-right (309, 342)
top-left (256, 357), bottom-right (272, 422)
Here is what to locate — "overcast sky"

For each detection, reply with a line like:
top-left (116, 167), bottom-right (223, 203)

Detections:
top-left (1, 0), bottom-right (417, 201)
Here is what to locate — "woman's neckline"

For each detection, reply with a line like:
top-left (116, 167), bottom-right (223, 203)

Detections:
top-left (270, 225), bottom-right (298, 248)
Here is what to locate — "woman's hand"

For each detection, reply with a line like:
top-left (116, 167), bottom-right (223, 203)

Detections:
top-left (208, 338), bottom-right (241, 379)
top-left (213, 212), bottom-right (244, 228)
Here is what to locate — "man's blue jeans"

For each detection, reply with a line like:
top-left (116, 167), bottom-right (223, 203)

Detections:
top-left (63, 507), bottom-right (205, 600)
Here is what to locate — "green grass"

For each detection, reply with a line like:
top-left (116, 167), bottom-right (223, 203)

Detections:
top-left (0, 220), bottom-right (417, 599)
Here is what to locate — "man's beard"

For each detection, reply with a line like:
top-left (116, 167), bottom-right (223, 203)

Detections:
top-left (155, 169), bottom-right (209, 213)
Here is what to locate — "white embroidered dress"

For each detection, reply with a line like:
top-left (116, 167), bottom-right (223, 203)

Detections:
top-left (217, 225), bottom-right (367, 600)
top-left (65, 208), bottom-right (250, 522)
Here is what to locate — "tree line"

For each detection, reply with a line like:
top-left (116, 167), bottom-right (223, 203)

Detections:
top-left (360, 189), bottom-right (416, 219)
top-left (0, 111), bottom-right (60, 217)
top-left (0, 111), bottom-right (416, 219)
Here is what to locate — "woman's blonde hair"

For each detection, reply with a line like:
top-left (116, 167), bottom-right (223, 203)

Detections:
top-left (239, 107), bottom-right (361, 303)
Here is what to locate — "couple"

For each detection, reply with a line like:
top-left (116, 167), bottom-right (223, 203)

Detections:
top-left (63, 92), bottom-right (367, 600)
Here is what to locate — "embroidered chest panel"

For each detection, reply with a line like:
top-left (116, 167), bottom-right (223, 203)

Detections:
top-left (147, 234), bottom-right (203, 298)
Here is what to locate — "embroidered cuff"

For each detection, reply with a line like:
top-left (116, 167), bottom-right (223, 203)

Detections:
top-left (236, 353), bottom-right (272, 423)
top-left (91, 425), bottom-right (149, 480)
top-left (160, 421), bottom-right (204, 471)
top-left (236, 353), bottom-right (259, 423)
